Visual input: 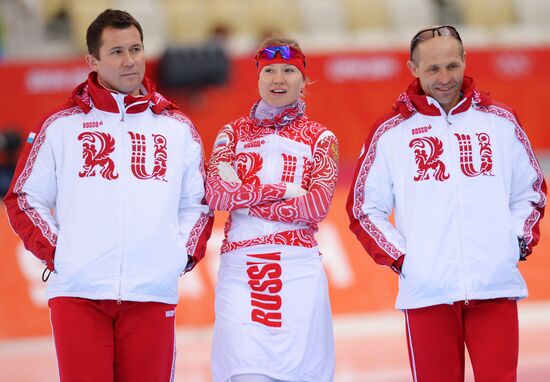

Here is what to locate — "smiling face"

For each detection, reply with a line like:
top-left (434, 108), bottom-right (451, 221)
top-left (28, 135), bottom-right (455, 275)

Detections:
top-left (85, 26), bottom-right (145, 96)
top-left (407, 36), bottom-right (466, 114)
top-left (258, 63), bottom-right (305, 107)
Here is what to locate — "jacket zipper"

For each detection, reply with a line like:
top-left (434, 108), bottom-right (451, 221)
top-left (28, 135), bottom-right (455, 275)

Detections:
top-left (445, 112), bottom-right (469, 304)
top-left (271, 125), bottom-right (281, 181)
top-left (112, 97), bottom-right (149, 303)
top-left (262, 126), bottom-right (279, 232)
top-left (113, 93), bottom-right (126, 121)
top-left (116, 94), bottom-right (125, 304)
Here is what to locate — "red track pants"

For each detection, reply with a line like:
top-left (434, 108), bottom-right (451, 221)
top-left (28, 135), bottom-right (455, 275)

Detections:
top-left (49, 297), bottom-right (177, 382)
top-left (404, 298), bottom-right (518, 382)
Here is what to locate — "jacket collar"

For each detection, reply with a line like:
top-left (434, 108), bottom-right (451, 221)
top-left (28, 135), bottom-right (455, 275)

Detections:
top-left (394, 76), bottom-right (491, 118)
top-left (71, 72), bottom-right (177, 115)
top-left (250, 98), bottom-right (306, 129)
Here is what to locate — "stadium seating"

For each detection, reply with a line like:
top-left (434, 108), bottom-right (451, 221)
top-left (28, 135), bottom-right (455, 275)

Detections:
top-left (66, 0), bottom-right (114, 52)
top-left (116, 0), bottom-right (166, 56)
top-left (160, 0), bottom-right (210, 44)
top-left (340, 0), bottom-right (390, 32)
top-left (203, 0), bottom-right (254, 38)
top-left (248, 0), bottom-right (301, 38)
top-left (2, 0), bottom-right (550, 60)
top-left (508, 0), bottom-right (550, 45)
top-left (456, 0), bottom-right (516, 28)
top-left (40, 0), bottom-right (65, 21)
top-left (385, 0), bottom-right (437, 34)
top-left (515, 0), bottom-right (550, 26)
top-left (296, 0), bottom-right (346, 36)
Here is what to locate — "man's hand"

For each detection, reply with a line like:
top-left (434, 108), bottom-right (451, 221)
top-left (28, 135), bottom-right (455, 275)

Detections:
top-left (284, 182), bottom-right (307, 199)
top-left (518, 237), bottom-right (529, 261)
top-left (392, 256), bottom-right (405, 275)
top-left (217, 162), bottom-right (241, 183)
top-left (183, 255), bottom-right (196, 274)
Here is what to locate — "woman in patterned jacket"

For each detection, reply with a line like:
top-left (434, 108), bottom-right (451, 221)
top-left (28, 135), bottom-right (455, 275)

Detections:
top-left (206, 35), bottom-right (339, 382)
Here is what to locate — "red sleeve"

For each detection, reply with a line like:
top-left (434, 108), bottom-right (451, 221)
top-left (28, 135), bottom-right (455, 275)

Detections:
top-left (185, 211), bottom-right (214, 266)
top-left (205, 123), bottom-right (287, 211)
top-left (248, 133), bottom-right (339, 224)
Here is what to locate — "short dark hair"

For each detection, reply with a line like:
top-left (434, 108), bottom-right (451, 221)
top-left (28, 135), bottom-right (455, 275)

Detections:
top-left (86, 9), bottom-right (143, 59)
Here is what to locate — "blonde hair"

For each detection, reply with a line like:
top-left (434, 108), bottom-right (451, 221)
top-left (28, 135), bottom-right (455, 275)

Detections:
top-left (258, 34), bottom-right (302, 51)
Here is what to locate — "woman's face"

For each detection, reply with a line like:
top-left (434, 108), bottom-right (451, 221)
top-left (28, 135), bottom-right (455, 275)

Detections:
top-left (258, 63), bottom-right (305, 107)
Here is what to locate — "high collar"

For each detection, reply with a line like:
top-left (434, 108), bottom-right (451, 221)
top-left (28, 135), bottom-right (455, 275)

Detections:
top-left (394, 76), bottom-right (491, 118)
top-left (70, 72), bottom-right (178, 115)
top-left (250, 98), bottom-right (306, 129)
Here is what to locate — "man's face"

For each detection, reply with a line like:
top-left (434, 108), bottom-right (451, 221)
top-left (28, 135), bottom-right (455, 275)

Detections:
top-left (407, 37), bottom-right (465, 114)
top-left (85, 26), bottom-right (145, 96)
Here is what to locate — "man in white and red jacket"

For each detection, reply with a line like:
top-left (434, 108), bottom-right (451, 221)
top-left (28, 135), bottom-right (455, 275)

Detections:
top-left (347, 25), bottom-right (546, 382)
top-left (4, 9), bottom-right (213, 382)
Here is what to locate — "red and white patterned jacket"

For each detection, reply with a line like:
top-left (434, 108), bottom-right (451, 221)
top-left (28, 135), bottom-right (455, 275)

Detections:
top-left (4, 72), bottom-right (213, 304)
top-left (347, 76), bottom-right (546, 309)
top-left (206, 100), bottom-right (339, 254)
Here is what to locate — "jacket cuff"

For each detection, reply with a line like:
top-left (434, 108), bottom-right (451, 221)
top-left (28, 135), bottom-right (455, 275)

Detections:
top-left (391, 255), bottom-right (405, 274)
top-left (43, 247), bottom-right (55, 272)
top-left (518, 237), bottom-right (529, 261)
top-left (183, 255), bottom-right (197, 274)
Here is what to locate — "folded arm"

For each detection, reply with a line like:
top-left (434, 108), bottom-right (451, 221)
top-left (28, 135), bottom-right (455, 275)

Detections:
top-left (205, 124), bottom-right (288, 211)
top-left (248, 132), bottom-right (339, 224)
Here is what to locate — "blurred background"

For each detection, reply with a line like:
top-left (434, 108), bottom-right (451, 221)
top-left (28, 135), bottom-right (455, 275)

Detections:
top-left (0, 0), bottom-right (549, 381)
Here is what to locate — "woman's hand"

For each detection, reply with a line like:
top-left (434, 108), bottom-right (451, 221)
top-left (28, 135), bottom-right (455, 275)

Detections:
top-left (216, 162), bottom-right (242, 183)
top-left (283, 183), bottom-right (307, 199)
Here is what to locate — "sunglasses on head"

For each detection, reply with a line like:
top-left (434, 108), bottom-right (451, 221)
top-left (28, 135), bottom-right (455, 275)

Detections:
top-left (255, 45), bottom-right (306, 64)
top-left (410, 26), bottom-right (462, 58)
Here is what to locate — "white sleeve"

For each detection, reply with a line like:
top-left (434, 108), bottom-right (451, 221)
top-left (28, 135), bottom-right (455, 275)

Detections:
top-left (5, 123), bottom-right (60, 270)
top-left (21, 135), bottom-right (59, 235)
top-left (361, 137), bottom-right (407, 254)
top-left (509, 128), bottom-right (546, 245)
top-left (348, 131), bottom-right (406, 269)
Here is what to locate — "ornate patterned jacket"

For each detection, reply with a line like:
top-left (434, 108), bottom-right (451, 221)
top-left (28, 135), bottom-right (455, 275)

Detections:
top-left (206, 99), bottom-right (339, 254)
top-left (4, 72), bottom-right (213, 304)
top-left (347, 76), bottom-right (546, 309)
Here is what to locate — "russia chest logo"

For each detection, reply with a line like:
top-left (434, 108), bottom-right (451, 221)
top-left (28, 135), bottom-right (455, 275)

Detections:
top-left (128, 132), bottom-right (168, 181)
top-left (78, 132), bottom-right (119, 180)
top-left (409, 136), bottom-right (450, 181)
top-left (409, 133), bottom-right (494, 182)
top-left (236, 152), bottom-right (263, 184)
top-left (78, 131), bottom-right (168, 181)
top-left (454, 133), bottom-right (493, 177)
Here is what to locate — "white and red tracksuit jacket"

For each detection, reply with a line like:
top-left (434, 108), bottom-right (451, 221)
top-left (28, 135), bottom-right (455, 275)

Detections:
top-left (347, 76), bottom-right (546, 309)
top-left (4, 72), bottom-right (213, 304)
top-left (205, 100), bottom-right (339, 253)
